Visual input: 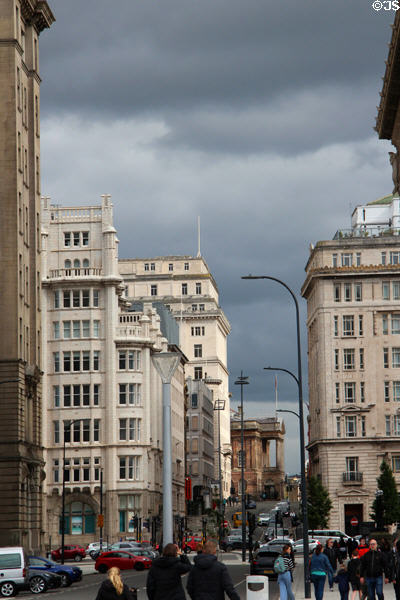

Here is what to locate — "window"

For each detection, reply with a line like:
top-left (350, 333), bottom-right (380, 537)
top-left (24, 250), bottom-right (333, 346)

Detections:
top-left (82, 290), bottom-right (90, 307)
top-left (53, 322), bottom-right (60, 339)
top-left (82, 351), bottom-right (90, 371)
top-left (343, 349), bottom-right (355, 370)
top-left (129, 418), bottom-right (141, 441)
top-left (73, 420), bottom-right (80, 442)
top-left (334, 284), bottom-right (341, 302)
top-left (345, 416), bottom-right (357, 437)
top-left (344, 284), bottom-right (352, 302)
top-left (83, 420), bottom-right (90, 442)
top-left (385, 381), bottom-right (390, 402)
top-left (93, 320), bottom-right (100, 337)
top-left (150, 263), bottom-right (155, 271)
top-left (151, 285), bottom-right (157, 296)
top-left (395, 416), bottom-right (400, 436)
top-left (119, 419), bottom-right (127, 441)
top-left (144, 263), bottom-right (149, 271)
top-left (54, 421), bottom-right (59, 444)
top-left (341, 253), bottom-right (352, 267)
top-left (199, 304), bottom-right (205, 311)
top-left (361, 416), bottom-right (366, 437)
top-left (64, 232), bottom-right (71, 247)
top-left (191, 393), bottom-right (198, 408)
top-left (360, 381), bottom-right (365, 402)
top-left (63, 385), bottom-right (71, 407)
top-left (63, 290), bottom-right (71, 308)
top-left (54, 291), bottom-right (60, 308)
top-left (356, 253), bottom-right (361, 267)
top-left (191, 304), bottom-right (198, 312)
top-left (384, 348), bottom-right (389, 368)
top-left (54, 386), bottom-right (60, 408)
top-left (386, 415), bottom-right (391, 436)
top-left (344, 382), bottom-right (356, 403)
top-left (63, 351), bottom-right (71, 372)
top-left (359, 348), bottom-right (364, 369)
top-left (332, 254), bottom-right (338, 267)
top-left (93, 351), bottom-right (100, 371)
top-left (194, 344), bottom-right (202, 358)
top-left (93, 419), bottom-right (100, 441)
top-left (129, 383), bottom-right (141, 405)
top-left (73, 232), bottom-right (80, 247)
top-left (73, 351), bottom-right (80, 371)
top-left (335, 383), bottom-right (340, 404)
top-left (393, 348), bottom-right (400, 368)
top-left (83, 385), bottom-right (90, 406)
top-left (334, 316), bottom-right (338, 337)
top-left (82, 320), bottom-right (90, 338)
top-left (184, 262), bottom-right (189, 271)
top-left (343, 315), bottom-right (354, 336)
top-left (336, 417), bottom-right (341, 438)
top-left (393, 456), bottom-right (400, 472)
top-left (196, 282), bottom-right (202, 294)
top-left (119, 351), bottom-right (126, 369)
top-left (119, 384), bottom-right (127, 405)
top-left (393, 315), bottom-right (400, 334)
top-left (73, 290), bottom-right (80, 307)
top-left (82, 232), bottom-right (89, 246)
top-left (382, 252), bottom-right (387, 265)
top-left (345, 457), bottom-right (358, 475)
top-left (383, 282), bottom-right (390, 300)
top-left (73, 321), bottom-right (80, 338)
top-left (182, 283), bottom-right (188, 296)
top-left (334, 349), bottom-right (339, 370)
top-left (355, 283), bottom-right (362, 301)
top-left (73, 384), bottom-right (80, 406)
top-left (394, 382), bottom-right (400, 403)
top-left (94, 385), bottom-right (100, 406)
top-left (391, 252), bottom-right (400, 265)
top-left (169, 263), bottom-right (173, 271)
top-left (191, 326), bottom-right (205, 336)
top-left (93, 290), bottom-right (99, 307)
top-left (359, 315), bottom-right (363, 336)
top-left (194, 367), bottom-right (203, 380)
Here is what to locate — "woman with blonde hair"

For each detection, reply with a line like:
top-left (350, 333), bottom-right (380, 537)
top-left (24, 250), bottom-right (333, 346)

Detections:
top-left (95, 566), bottom-right (136, 600)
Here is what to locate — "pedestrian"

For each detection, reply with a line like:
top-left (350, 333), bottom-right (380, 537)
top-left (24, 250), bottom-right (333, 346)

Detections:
top-left (195, 542), bottom-right (203, 554)
top-left (357, 538), bottom-right (369, 559)
top-left (338, 536), bottom-right (348, 564)
top-left (391, 539), bottom-right (400, 600)
top-left (310, 546), bottom-right (334, 600)
top-left (146, 543), bottom-right (191, 600)
top-left (186, 539), bottom-right (240, 600)
top-left (275, 544), bottom-right (295, 600)
top-left (360, 538), bottom-right (390, 600)
top-left (348, 538), bottom-right (359, 559)
top-left (380, 537), bottom-right (394, 572)
top-left (334, 563), bottom-right (350, 600)
top-left (347, 549), bottom-right (361, 600)
top-left (95, 566), bottom-right (136, 600)
top-left (325, 538), bottom-right (339, 590)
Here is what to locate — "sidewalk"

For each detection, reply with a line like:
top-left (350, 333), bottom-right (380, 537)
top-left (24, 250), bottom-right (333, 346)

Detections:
top-left (292, 557), bottom-right (397, 600)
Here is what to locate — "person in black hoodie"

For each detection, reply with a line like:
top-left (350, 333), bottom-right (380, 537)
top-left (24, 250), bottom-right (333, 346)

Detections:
top-left (325, 539), bottom-right (339, 590)
top-left (95, 566), bottom-right (136, 600)
top-left (186, 539), bottom-right (240, 600)
top-left (146, 543), bottom-right (191, 600)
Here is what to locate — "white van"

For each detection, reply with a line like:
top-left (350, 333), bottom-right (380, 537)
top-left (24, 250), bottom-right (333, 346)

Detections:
top-left (308, 530), bottom-right (350, 545)
top-left (0, 546), bottom-right (28, 597)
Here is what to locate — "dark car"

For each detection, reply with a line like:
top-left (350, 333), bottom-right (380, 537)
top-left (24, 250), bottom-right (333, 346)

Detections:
top-left (26, 568), bottom-right (62, 594)
top-left (51, 545), bottom-right (86, 562)
top-left (95, 551), bottom-right (152, 573)
top-left (246, 500), bottom-right (257, 509)
top-left (250, 549), bottom-right (280, 579)
top-left (220, 534), bottom-right (252, 552)
top-left (28, 555), bottom-right (82, 586)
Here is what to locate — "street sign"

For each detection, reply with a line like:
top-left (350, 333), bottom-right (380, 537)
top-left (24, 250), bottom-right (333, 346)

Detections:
top-left (350, 516), bottom-right (358, 526)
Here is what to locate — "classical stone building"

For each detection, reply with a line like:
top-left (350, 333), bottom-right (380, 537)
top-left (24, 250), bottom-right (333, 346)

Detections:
top-left (119, 256), bottom-right (232, 497)
top-left (230, 415), bottom-right (285, 499)
top-left (0, 0), bottom-right (54, 551)
top-left (302, 194), bottom-right (400, 533)
top-left (41, 196), bottom-right (186, 546)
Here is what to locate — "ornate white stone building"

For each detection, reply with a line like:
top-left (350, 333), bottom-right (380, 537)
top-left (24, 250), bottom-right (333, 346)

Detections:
top-left (119, 256), bottom-right (232, 496)
top-left (302, 193), bottom-right (400, 533)
top-left (41, 196), bottom-right (186, 546)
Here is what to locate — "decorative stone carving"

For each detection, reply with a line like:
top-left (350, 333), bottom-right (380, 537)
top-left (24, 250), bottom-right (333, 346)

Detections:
top-left (389, 149), bottom-right (400, 195)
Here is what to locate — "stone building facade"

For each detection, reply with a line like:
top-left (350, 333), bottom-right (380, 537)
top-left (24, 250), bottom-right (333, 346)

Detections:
top-left (230, 416), bottom-right (285, 499)
top-left (302, 194), bottom-right (400, 533)
top-left (0, 0), bottom-right (54, 551)
top-left (41, 196), bottom-right (186, 546)
top-left (119, 256), bottom-right (232, 497)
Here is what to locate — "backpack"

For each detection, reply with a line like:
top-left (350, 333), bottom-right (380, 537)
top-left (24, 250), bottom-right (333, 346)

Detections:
top-left (274, 556), bottom-right (286, 574)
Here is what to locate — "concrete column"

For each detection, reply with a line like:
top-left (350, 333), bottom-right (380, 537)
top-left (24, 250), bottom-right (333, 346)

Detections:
top-left (276, 438), bottom-right (284, 472)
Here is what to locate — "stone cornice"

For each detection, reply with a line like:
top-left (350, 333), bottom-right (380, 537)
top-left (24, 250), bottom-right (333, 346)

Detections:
top-left (376, 10), bottom-right (400, 139)
top-left (21, 0), bottom-right (55, 33)
top-left (330, 404), bottom-right (374, 414)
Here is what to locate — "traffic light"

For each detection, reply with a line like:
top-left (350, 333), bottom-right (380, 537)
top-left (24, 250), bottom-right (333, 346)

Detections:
top-left (185, 476), bottom-right (192, 500)
top-left (97, 514), bottom-right (104, 528)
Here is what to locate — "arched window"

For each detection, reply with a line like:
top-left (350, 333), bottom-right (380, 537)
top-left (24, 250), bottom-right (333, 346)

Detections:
top-left (64, 259), bottom-right (71, 276)
top-left (82, 258), bottom-right (89, 275)
top-left (59, 501), bottom-right (95, 535)
top-left (73, 259), bottom-right (80, 268)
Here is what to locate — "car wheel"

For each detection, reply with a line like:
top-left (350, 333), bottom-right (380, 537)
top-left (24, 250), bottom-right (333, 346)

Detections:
top-left (60, 573), bottom-right (72, 587)
top-left (134, 562), bottom-right (144, 571)
top-left (98, 564), bottom-right (107, 574)
top-left (30, 575), bottom-right (47, 594)
top-left (74, 554), bottom-right (83, 562)
top-left (0, 582), bottom-right (17, 597)
top-left (225, 545), bottom-right (233, 552)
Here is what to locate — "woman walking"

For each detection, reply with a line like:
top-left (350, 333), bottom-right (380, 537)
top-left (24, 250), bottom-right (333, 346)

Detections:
top-left (347, 549), bottom-right (361, 600)
top-left (146, 543), bottom-right (191, 600)
top-left (310, 546), bottom-right (334, 600)
top-left (95, 567), bottom-right (136, 600)
top-left (277, 544), bottom-right (295, 600)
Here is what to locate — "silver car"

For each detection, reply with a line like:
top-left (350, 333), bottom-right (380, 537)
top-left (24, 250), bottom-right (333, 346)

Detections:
top-left (292, 538), bottom-right (321, 554)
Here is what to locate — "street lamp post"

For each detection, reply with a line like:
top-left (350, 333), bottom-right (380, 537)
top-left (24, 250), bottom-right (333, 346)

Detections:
top-left (61, 418), bottom-right (83, 565)
top-left (243, 274), bottom-right (311, 598)
top-left (375, 489), bottom-right (384, 531)
top-left (152, 352), bottom-right (181, 546)
top-left (214, 399), bottom-right (226, 543)
top-left (234, 373), bottom-right (249, 563)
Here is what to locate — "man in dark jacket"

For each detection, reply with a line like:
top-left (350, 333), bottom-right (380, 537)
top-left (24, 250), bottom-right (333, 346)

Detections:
top-left (187, 540), bottom-right (240, 600)
top-left (360, 539), bottom-right (390, 600)
top-left (146, 543), bottom-right (191, 600)
top-left (325, 538), bottom-right (339, 590)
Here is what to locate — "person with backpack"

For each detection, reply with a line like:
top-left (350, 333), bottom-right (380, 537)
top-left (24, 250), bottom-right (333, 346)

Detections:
top-left (310, 546), bottom-right (334, 600)
top-left (274, 544), bottom-right (295, 600)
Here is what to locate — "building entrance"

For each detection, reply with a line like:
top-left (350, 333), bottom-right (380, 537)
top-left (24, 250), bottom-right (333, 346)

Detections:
top-left (344, 504), bottom-right (363, 536)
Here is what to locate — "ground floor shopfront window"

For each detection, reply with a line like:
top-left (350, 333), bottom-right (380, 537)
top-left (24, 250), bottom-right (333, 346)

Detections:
top-left (119, 494), bottom-right (140, 533)
top-left (59, 501), bottom-right (95, 535)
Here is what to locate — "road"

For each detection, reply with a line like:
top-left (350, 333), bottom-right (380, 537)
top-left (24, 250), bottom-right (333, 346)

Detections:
top-left (16, 556), bottom-right (278, 600)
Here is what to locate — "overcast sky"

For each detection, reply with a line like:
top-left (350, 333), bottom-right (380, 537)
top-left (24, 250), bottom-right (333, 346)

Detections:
top-left (39, 0), bottom-right (395, 473)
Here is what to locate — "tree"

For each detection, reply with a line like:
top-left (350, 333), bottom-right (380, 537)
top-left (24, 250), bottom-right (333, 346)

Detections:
top-left (307, 475), bottom-right (332, 530)
top-left (370, 460), bottom-right (400, 528)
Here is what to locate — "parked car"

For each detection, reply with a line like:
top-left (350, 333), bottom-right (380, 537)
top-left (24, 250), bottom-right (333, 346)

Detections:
top-left (257, 513), bottom-right (271, 526)
top-left (51, 545), bottom-right (86, 562)
top-left (110, 542), bottom-right (142, 551)
top-left (220, 534), bottom-right (252, 552)
top-left (26, 568), bottom-right (62, 594)
top-left (183, 536), bottom-right (203, 553)
top-left (292, 538), bottom-right (321, 554)
top-left (0, 546), bottom-right (28, 598)
top-left (123, 549), bottom-right (155, 561)
top-left (28, 555), bottom-right (82, 586)
top-left (232, 512), bottom-right (249, 528)
top-left (246, 500), bottom-right (257, 509)
top-left (259, 539), bottom-right (294, 554)
top-left (307, 530), bottom-right (351, 545)
top-left (95, 551), bottom-right (152, 573)
top-left (86, 542), bottom-right (111, 558)
top-left (250, 548), bottom-right (281, 579)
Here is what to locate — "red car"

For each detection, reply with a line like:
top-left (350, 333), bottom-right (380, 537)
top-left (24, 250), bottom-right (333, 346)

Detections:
top-left (51, 545), bottom-right (86, 562)
top-left (182, 536), bottom-right (203, 553)
top-left (95, 551), bottom-right (152, 573)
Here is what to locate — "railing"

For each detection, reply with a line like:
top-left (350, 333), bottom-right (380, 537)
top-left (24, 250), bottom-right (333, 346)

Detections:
top-left (49, 268), bottom-right (102, 278)
top-left (49, 207), bottom-right (102, 222)
top-left (342, 471), bottom-right (363, 483)
top-left (119, 313), bottom-right (141, 323)
top-left (333, 226), bottom-right (400, 240)
top-left (115, 326), bottom-right (142, 338)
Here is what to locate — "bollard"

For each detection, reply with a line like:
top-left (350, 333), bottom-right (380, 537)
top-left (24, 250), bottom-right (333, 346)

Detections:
top-left (246, 575), bottom-right (268, 600)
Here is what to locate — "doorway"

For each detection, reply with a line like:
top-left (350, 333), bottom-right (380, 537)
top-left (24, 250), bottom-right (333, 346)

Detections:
top-left (344, 504), bottom-right (363, 535)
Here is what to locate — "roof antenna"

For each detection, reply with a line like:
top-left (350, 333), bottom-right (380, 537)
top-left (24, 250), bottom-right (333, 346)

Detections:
top-left (197, 216), bottom-right (201, 257)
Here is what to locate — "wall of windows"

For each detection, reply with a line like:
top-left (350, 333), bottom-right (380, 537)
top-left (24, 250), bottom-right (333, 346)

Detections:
top-left (53, 384), bottom-right (100, 407)
top-left (53, 419), bottom-right (100, 443)
top-left (53, 350), bottom-right (100, 373)
top-left (54, 288), bottom-right (100, 309)
top-left (53, 319), bottom-right (100, 339)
